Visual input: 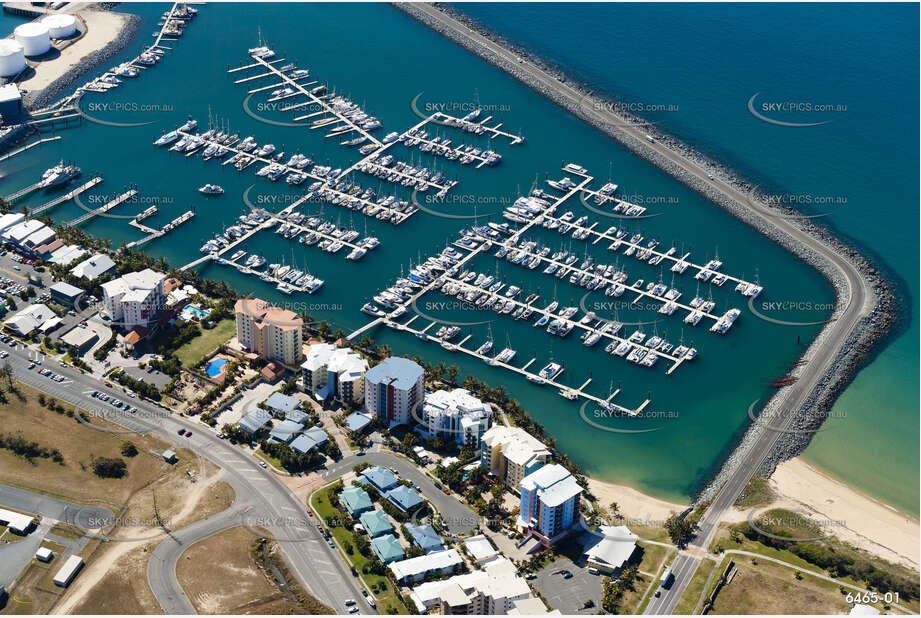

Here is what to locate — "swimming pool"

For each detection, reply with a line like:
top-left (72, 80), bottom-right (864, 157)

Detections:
top-left (204, 357), bottom-right (229, 377)
top-left (182, 304), bottom-right (211, 320)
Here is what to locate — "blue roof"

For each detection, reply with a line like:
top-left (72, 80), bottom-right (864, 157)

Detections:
top-left (371, 534), bottom-right (405, 563)
top-left (269, 419), bottom-right (304, 443)
top-left (264, 392), bottom-right (300, 413)
top-left (359, 466), bottom-right (399, 491)
top-left (239, 408), bottom-right (273, 434)
top-left (346, 412), bottom-right (372, 432)
top-left (289, 427), bottom-right (329, 454)
top-left (359, 509), bottom-right (394, 537)
top-left (285, 409), bottom-right (310, 424)
top-left (364, 357), bottom-right (423, 390)
top-left (385, 485), bottom-right (424, 512)
top-left (341, 486), bottom-right (373, 515)
top-left (406, 524), bottom-right (444, 553)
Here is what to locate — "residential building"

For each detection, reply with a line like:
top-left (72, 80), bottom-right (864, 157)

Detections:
top-left (364, 356), bottom-right (424, 426)
top-left (518, 464), bottom-right (583, 546)
top-left (300, 343), bottom-right (368, 405)
top-left (358, 465), bottom-right (399, 492)
top-left (463, 534), bottom-right (499, 564)
top-left (100, 269), bottom-right (165, 329)
top-left (290, 427), bottom-right (328, 454)
top-left (263, 392), bottom-right (301, 417)
top-left (234, 298), bottom-right (303, 367)
top-left (421, 388), bottom-right (493, 447)
top-left (385, 485), bottom-right (424, 513)
top-left (583, 525), bottom-right (638, 574)
top-left (346, 411), bottom-right (372, 433)
top-left (340, 485), bottom-right (373, 517)
top-left (409, 557), bottom-right (539, 615)
top-left (389, 548), bottom-right (463, 583)
top-left (358, 509), bottom-right (393, 538)
top-left (371, 534), bottom-right (405, 563)
top-left (268, 419), bottom-right (304, 444)
top-left (480, 426), bottom-right (551, 490)
top-left (238, 408), bottom-right (273, 435)
top-left (406, 523), bottom-right (444, 553)
top-left (70, 253), bottom-right (116, 280)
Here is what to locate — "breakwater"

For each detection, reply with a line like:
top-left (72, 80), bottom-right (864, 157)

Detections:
top-left (394, 2), bottom-right (898, 500)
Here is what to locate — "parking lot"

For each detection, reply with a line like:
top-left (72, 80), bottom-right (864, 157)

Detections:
top-left (533, 556), bottom-right (602, 614)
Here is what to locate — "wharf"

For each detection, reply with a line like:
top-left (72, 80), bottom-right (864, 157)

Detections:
top-left (65, 189), bottom-right (137, 227)
top-left (431, 111), bottom-right (525, 145)
top-left (125, 209), bottom-right (195, 249)
top-left (31, 176), bottom-right (103, 215)
top-left (0, 136), bottom-right (61, 163)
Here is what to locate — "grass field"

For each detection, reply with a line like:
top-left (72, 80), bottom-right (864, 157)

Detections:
top-left (174, 319), bottom-right (235, 368)
top-left (311, 483), bottom-right (406, 614)
top-left (710, 558), bottom-right (853, 614)
top-left (0, 381), bottom-right (175, 506)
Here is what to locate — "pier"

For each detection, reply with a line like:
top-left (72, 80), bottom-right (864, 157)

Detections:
top-left (65, 189), bottom-right (137, 227)
top-left (125, 209), bottom-right (195, 249)
top-left (30, 176), bottom-right (103, 215)
top-left (0, 136), bottom-right (62, 164)
top-left (5, 181), bottom-right (43, 203)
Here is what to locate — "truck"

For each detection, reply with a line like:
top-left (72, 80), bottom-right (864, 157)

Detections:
top-left (659, 566), bottom-right (673, 589)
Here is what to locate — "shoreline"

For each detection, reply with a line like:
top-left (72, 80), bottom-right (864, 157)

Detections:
top-left (394, 2), bottom-right (898, 503)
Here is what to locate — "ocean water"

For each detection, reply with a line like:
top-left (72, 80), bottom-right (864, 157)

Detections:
top-left (0, 3), bottom-right (909, 511)
top-left (457, 2), bottom-right (920, 515)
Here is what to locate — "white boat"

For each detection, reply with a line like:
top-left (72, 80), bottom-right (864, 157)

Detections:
top-left (198, 184), bottom-right (224, 195)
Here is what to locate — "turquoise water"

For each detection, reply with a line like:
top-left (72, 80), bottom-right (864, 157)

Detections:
top-left (204, 357), bottom-right (228, 378)
top-left (456, 3), bottom-right (920, 515)
top-left (183, 304), bottom-right (210, 320)
top-left (0, 3), bottom-right (900, 509)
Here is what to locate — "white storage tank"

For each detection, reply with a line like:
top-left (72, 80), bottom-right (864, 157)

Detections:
top-left (0, 39), bottom-right (26, 77)
top-left (41, 14), bottom-right (77, 39)
top-left (14, 22), bottom-right (51, 57)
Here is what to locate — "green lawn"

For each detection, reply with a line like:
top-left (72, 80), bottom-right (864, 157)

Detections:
top-left (310, 484), bottom-right (407, 614)
top-left (174, 319), bottom-right (236, 368)
top-left (673, 557), bottom-right (717, 614)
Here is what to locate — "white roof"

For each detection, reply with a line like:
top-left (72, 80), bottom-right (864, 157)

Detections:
top-left (4, 219), bottom-right (44, 243)
top-left (100, 268), bottom-right (164, 299)
top-left (301, 343), bottom-right (368, 377)
top-left (850, 605), bottom-right (881, 616)
top-left (584, 525), bottom-right (638, 570)
top-left (0, 212), bottom-right (24, 233)
top-left (482, 425), bottom-right (550, 467)
top-left (520, 464), bottom-right (583, 508)
top-left (71, 253), bottom-right (116, 279)
top-left (463, 534), bottom-right (498, 562)
top-left (509, 597), bottom-right (558, 615)
top-left (389, 548), bottom-right (462, 580)
top-left (23, 226), bottom-right (55, 248)
top-left (5, 303), bottom-right (56, 335)
top-left (409, 556), bottom-right (530, 609)
top-left (52, 554), bottom-right (83, 585)
top-left (36, 546), bottom-right (54, 560)
top-left (0, 507), bottom-right (34, 533)
top-left (0, 83), bottom-right (21, 104)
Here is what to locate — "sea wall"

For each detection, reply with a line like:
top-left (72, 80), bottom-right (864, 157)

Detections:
top-left (28, 10), bottom-right (141, 110)
top-left (394, 3), bottom-right (898, 501)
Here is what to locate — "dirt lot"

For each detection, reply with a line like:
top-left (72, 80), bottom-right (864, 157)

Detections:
top-left (56, 462), bottom-right (236, 615)
top-left (176, 526), bottom-right (333, 614)
top-left (710, 558), bottom-right (852, 614)
top-left (0, 382), bottom-right (174, 507)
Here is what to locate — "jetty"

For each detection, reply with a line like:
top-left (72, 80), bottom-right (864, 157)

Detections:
top-left (125, 209), bottom-right (195, 249)
top-left (66, 189), bottom-right (137, 227)
top-left (30, 176), bottom-right (103, 215)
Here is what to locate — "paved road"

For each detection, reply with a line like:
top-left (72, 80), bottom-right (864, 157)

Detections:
top-left (323, 452), bottom-right (479, 535)
top-left (1, 340), bottom-right (375, 615)
top-left (404, 5), bottom-right (876, 615)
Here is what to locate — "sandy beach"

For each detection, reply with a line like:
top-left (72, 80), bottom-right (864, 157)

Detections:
top-left (587, 477), bottom-right (687, 525)
top-left (754, 458), bottom-right (918, 569)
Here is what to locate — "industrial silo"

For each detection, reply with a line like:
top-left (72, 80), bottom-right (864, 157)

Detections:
top-left (0, 39), bottom-right (26, 77)
top-left (14, 22), bottom-right (51, 57)
top-left (41, 14), bottom-right (77, 39)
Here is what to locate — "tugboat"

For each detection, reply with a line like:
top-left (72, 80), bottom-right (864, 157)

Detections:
top-left (198, 184), bottom-right (224, 195)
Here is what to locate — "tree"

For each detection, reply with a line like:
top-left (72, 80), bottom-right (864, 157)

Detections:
top-left (120, 442), bottom-right (138, 457)
top-left (0, 362), bottom-right (13, 391)
top-left (665, 514), bottom-right (695, 547)
top-left (609, 501), bottom-right (621, 520)
top-left (92, 456), bottom-right (127, 478)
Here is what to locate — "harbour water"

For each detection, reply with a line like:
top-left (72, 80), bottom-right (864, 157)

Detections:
top-left (0, 3), bottom-right (898, 509)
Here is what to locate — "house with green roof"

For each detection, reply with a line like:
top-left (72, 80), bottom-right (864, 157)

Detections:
top-left (359, 509), bottom-right (394, 538)
top-left (340, 485), bottom-right (373, 517)
top-left (371, 534), bottom-right (405, 563)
